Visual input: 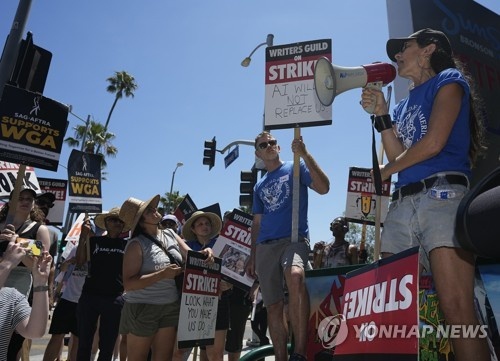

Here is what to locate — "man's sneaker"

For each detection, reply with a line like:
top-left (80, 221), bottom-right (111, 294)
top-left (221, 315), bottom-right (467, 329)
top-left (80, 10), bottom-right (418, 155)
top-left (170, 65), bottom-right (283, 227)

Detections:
top-left (289, 352), bottom-right (307, 361)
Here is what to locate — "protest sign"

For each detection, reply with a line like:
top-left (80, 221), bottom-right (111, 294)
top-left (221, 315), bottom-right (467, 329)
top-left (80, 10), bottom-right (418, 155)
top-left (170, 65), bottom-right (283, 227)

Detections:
top-left (0, 162), bottom-right (40, 198)
top-left (173, 193), bottom-right (197, 227)
top-left (264, 39), bottom-right (331, 130)
top-left (177, 251), bottom-right (222, 349)
top-left (212, 208), bottom-right (254, 290)
top-left (37, 177), bottom-right (67, 225)
top-left (67, 149), bottom-right (102, 213)
top-left (305, 265), bottom-right (362, 361)
top-left (0, 84), bottom-right (68, 171)
top-left (62, 213), bottom-right (86, 258)
top-left (344, 167), bottom-right (391, 225)
top-left (333, 247), bottom-right (419, 360)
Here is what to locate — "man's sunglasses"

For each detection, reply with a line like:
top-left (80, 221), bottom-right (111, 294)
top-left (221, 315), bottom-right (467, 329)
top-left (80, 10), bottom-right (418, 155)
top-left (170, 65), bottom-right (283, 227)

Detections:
top-left (257, 139), bottom-right (277, 150)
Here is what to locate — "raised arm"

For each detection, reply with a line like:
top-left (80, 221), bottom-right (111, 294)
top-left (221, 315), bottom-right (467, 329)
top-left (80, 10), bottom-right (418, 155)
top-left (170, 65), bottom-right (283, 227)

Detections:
top-left (292, 137), bottom-right (330, 195)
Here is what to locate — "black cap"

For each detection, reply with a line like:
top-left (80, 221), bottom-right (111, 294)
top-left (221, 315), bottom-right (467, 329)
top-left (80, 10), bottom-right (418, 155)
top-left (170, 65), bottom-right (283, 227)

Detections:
top-left (36, 191), bottom-right (56, 204)
top-left (386, 28), bottom-right (452, 62)
top-left (9, 185), bottom-right (37, 200)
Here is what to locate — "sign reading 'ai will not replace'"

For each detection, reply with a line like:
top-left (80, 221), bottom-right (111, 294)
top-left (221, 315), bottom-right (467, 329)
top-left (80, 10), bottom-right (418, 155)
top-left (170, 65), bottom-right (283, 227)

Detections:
top-left (264, 39), bottom-right (331, 130)
top-left (0, 85), bottom-right (68, 171)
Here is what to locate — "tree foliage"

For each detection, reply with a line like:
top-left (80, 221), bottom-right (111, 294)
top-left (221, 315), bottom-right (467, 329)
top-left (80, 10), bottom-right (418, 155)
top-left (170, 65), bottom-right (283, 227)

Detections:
top-left (64, 119), bottom-right (117, 168)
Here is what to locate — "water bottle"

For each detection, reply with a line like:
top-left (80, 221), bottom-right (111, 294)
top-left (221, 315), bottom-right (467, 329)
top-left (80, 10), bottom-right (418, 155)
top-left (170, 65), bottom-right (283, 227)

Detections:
top-left (429, 173), bottom-right (458, 200)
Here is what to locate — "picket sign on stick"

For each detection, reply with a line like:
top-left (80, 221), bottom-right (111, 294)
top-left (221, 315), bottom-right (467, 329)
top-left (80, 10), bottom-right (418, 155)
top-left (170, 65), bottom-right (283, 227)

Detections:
top-left (84, 212), bottom-right (90, 263)
top-left (6, 165), bottom-right (27, 225)
top-left (291, 127), bottom-right (301, 243)
top-left (374, 141), bottom-right (385, 260)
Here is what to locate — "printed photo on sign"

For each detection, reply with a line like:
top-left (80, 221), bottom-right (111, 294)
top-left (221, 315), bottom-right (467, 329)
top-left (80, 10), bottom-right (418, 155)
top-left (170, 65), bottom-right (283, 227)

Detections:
top-left (211, 208), bottom-right (253, 290)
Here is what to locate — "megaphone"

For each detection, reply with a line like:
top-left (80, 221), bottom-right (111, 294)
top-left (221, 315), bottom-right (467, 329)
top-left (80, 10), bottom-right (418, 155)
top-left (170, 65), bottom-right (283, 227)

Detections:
top-left (314, 57), bottom-right (396, 113)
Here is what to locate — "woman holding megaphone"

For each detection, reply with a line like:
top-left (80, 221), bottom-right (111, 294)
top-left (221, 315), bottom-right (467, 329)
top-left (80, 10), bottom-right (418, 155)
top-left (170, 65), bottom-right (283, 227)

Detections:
top-left (361, 28), bottom-right (489, 361)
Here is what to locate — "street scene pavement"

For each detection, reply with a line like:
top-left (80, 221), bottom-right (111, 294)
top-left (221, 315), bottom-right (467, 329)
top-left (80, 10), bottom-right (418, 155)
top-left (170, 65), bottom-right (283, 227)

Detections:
top-left (29, 314), bottom-right (273, 361)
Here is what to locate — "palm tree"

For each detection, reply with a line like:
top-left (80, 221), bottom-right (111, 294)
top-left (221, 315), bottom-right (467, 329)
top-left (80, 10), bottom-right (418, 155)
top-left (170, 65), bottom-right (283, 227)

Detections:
top-left (104, 71), bottom-right (138, 131)
top-left (64, 120), bottom-right (118, 168)
top-left (94, 71), bottom-right (137, 155)
top-left (160, 191), bottom-right (184, 215)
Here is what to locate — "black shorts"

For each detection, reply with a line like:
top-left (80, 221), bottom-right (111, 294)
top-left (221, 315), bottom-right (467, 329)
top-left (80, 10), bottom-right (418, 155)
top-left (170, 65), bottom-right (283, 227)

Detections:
top-left (49, 298), bottom-right (79, 336)
top-left (215, 292), bottom-right (231, 331)
top-left (225, 288), bottom-right (252, 352)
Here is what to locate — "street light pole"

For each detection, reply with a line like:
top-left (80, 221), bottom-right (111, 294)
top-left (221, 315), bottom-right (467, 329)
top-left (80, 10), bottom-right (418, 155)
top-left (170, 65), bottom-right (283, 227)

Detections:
top-left (168, 162), bottom-right (183, 213)
top-left (241, 34), bottom-right (274, 170)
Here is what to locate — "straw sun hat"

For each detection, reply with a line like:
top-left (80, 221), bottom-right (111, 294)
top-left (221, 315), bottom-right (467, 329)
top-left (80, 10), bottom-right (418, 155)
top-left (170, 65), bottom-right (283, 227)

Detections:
top-left (94, 207), bottom-right (123, 230)
top-left (182, 211), bottom-right (222, 241)
top-left (119, 194), bottom-right (161, 234)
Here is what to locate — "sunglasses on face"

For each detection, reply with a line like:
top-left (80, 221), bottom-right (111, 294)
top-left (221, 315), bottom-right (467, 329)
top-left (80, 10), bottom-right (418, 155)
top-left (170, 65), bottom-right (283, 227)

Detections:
top-left (257, 139), bottom-right (277, 150)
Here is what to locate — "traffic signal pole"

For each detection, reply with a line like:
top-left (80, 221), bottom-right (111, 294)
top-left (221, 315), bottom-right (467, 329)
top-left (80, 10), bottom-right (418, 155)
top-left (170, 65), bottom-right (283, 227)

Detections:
top-left (0, 0), bottom-right (33, 225)
top-left (0, 0), bottom-right (33, 100)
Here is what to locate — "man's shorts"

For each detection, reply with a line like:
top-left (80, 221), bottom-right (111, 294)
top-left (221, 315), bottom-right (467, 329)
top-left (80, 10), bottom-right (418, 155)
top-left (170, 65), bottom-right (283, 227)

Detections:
top-left (119, 300), bottom-right (180, 337)
top-left (49, 298), bottom-right (79, 336)
top-left (255, 237), bottom-right (309, 307)
top-left (382, 183), bottom-right (467, 272)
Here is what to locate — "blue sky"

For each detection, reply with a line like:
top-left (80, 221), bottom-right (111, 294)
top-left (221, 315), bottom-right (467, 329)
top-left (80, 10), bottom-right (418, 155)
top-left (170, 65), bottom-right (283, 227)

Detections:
top-left (1, 0), bottom-right (499, 245)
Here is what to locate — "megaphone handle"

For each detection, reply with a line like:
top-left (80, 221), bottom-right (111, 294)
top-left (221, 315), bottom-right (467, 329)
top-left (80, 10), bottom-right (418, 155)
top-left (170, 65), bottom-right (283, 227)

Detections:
top-left (363, 81), bottom-right (383, 114)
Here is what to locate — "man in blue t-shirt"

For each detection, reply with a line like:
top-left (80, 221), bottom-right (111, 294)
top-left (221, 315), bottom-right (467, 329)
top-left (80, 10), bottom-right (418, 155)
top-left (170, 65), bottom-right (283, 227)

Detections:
top-left (246, 131), bottom-right (330, 361)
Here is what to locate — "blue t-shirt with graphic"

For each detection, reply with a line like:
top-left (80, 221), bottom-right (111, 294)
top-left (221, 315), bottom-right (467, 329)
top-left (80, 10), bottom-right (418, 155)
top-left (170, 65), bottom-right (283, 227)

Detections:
top-left (252, 160), bottom-right (312, 243)
top-left (392, 68), bottom-right (471, 188)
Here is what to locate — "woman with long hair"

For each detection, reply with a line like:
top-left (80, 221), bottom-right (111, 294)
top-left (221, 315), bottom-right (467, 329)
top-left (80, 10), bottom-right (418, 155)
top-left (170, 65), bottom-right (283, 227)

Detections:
top-left (361, 28), bottom-right (489, 360)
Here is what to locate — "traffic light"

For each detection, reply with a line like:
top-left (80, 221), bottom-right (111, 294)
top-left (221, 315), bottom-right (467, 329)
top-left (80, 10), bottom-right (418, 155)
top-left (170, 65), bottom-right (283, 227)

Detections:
top-left (239, 169), bottom-right (257, 207)
top-left (203, 137), bottom-right (217, 170)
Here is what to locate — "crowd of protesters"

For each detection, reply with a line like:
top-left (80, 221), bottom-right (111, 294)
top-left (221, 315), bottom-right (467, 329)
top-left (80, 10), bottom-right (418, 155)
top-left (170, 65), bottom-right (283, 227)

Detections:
top-left (1, 26), bottom-right (499, 361)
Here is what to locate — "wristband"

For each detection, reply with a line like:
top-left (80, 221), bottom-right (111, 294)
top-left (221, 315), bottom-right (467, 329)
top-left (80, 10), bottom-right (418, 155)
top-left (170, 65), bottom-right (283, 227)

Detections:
top-left (33, 285), bottom-right (49, 292)
top-left (372, 114), bottom-right (393, 132)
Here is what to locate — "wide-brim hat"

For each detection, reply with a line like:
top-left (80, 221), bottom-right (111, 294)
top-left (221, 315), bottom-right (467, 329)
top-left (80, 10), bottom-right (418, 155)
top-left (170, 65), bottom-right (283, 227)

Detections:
top-left (182, 210), bottom-right (222, 241)
top-left (119, 195), bottom-right (160, 234)
top-left (386, 28), bottom-right (452, 62)
top-left (455, 167), bottom-right (500, 259)
top-left (94, 207), bottom-right (122, 230)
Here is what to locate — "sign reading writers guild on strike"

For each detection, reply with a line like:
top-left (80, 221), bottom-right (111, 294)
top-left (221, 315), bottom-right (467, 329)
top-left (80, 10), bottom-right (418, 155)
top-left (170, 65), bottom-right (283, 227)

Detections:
top-left (67, 149), bottom-right (102, 213)
top-left (37, 177), bottom-right (68, 225)
top-left (0, 84), bottom-right (68, 171)
top-left (177, 251), bottom-right (222, 349)
top-left (264, 39), bottom-right (331, 130)
top-left (345, 167), bottom-right (391, 226)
